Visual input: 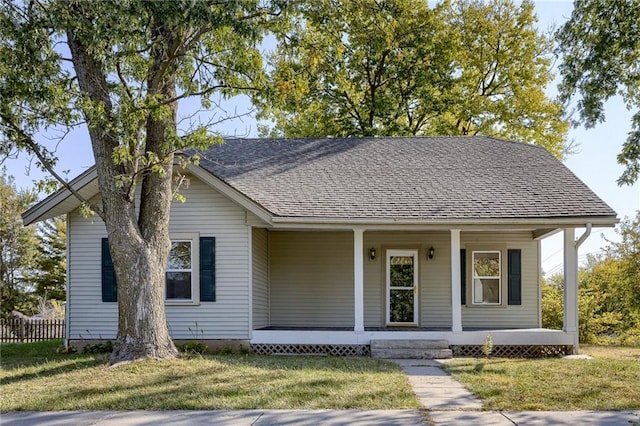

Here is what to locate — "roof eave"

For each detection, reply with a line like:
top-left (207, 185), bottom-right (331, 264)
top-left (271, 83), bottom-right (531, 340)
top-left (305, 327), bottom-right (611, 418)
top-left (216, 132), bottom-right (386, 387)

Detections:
top-left (22, 167), bottom-right (99, 226)
top-left (268, 215), bottom-right (619, 230)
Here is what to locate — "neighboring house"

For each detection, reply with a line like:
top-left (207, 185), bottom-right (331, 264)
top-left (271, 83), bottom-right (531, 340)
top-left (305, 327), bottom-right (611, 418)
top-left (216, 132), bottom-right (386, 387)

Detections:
top-left (23, 136), bottom-right (617, 357)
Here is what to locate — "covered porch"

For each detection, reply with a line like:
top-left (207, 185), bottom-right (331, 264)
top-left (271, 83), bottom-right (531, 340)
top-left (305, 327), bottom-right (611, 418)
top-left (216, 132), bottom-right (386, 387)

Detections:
top-left (249, 226), bottom-right (587, 355)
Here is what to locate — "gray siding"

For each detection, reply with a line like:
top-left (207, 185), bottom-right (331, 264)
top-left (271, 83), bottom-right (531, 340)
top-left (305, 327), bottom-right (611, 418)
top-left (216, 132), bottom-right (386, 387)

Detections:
top-left (67, 176), bottom-right (251, 340)
top-left (364, 232), bottom-right (452, 328)
top-left (363, 231), bottom-right (540, 329)
top-left (269, 231), bottom-right (354, 327)
top-left (252, 227), bottom-right (269, 329)
top-left (461, 232), bottom-right (539, 328)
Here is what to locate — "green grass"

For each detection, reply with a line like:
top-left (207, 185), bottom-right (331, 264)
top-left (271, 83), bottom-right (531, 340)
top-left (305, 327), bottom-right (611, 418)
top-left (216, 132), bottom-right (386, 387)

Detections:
top-left (0, 340), bottom-right (419, 411)
top-left (443, 345), bottom-right (640, 411)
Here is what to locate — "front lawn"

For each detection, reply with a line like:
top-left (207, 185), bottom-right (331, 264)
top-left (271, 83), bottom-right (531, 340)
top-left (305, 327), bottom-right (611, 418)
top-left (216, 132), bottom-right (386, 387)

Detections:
top-left (443, 345), bottom-right (640, 411)
top-left (0, 340), bottom-right (419, 411)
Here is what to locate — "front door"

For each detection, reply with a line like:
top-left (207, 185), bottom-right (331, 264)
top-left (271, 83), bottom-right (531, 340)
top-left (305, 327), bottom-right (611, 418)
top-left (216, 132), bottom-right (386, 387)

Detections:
top-left (386, 249), bottom-right (418, 326)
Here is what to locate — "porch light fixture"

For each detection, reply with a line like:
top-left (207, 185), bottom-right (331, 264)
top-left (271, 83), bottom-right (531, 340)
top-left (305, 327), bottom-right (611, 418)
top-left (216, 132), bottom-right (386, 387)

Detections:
top-left (369, 248), bottom-right (376, 260)
top-left (428, 246), bottom-right (435, 260)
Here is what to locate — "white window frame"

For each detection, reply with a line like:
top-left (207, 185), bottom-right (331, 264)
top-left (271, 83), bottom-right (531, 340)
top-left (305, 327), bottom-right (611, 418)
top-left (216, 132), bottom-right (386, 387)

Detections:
top-left (471, 250), bottom-right (501, 305)
top-left (165, 233), bottom-right (200, 305)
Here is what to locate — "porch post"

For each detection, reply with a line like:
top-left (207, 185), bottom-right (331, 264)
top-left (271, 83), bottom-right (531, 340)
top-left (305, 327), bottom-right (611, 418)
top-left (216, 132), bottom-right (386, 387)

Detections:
top-left (450, 229), bottom-right (462, 333)
top-left (563, 228), bottom-right (579, 353)
top-left (353, 228), bottom-right (365, 333)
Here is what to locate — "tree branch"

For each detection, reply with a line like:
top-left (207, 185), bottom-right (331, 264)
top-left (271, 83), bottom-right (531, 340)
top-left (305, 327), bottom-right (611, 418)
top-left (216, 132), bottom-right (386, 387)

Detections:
top-left (0, 112), bottom-right (106, 220)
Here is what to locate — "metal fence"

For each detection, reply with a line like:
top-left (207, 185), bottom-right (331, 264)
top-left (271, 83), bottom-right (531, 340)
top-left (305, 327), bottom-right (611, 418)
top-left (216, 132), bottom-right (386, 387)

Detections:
top-left (0, 318), bottom-right (65, 343)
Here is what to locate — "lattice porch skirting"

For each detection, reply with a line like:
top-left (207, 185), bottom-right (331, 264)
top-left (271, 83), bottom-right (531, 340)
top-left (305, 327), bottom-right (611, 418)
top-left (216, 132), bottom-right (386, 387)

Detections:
top-left (251, 343), bottom-right (571, 358)
top-left (451, 344), bottom-right (573, 358)
top-left (251, 343), bottom-right (370, 356)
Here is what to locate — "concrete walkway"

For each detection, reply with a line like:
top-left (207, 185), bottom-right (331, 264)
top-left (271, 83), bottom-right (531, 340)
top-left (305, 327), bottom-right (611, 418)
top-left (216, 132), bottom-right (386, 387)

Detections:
top-left (388, 358), bottom-right (483, 410)
top-left (389, 357), bottom-right (640, 425)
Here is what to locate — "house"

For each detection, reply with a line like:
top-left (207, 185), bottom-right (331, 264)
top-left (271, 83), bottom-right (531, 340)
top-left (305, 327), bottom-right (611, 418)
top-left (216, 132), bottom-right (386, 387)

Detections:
top-left (23, 136), bottom-right (617, 357)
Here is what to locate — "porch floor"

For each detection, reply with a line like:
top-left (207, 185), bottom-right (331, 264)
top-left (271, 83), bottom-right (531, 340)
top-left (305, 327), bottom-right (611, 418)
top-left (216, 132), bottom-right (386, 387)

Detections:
top-left (251, 327), bottom-right (573, 346)
top-left (255, 326), bottom-right (562, 332)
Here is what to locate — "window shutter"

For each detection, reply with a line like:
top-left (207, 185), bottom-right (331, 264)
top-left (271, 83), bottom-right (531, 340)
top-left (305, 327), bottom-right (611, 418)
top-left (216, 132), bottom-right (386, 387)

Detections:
top-left (508, 249), bottom-right (522, 305)
top-left (460, 249), bottom-right (466, 305)
top-left (101, 238), bottom-right (117, 302)
top-left (200, 237), bottom-right (216, 302)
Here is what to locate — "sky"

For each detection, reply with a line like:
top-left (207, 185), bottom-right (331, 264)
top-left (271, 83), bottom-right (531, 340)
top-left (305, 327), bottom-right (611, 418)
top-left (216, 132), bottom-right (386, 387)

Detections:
top-left (3, 1), bottom-right (639, 276)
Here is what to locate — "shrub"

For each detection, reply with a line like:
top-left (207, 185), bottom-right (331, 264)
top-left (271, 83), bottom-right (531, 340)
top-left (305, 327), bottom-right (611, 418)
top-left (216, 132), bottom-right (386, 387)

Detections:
top-left (82, 341), bottom-right (113, 354)
top-left (178, 341), bottom-right (208, 355)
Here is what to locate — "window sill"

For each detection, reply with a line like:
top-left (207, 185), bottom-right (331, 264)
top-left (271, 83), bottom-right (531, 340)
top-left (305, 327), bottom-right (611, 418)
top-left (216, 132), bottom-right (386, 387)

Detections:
top-left (467, 303), bottom-right (506, 308)
top-left (165, 300), bottom-right (200, 307)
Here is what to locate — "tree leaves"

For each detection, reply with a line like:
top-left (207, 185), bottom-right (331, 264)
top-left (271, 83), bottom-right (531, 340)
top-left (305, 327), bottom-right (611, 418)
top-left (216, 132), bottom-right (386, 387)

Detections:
top-left (556, 0), bottom-right (640, 185)
top-left (258, 0), bottom-right (569, 158)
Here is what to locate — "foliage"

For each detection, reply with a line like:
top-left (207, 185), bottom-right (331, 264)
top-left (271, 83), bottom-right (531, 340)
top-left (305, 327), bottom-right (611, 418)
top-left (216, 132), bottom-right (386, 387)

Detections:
top-left (482, 334), bottom-right (493, 357)
top-left (556, 0), bottom-right (640, 185)
top-left (82, 340), bottom-right (113, 354)
top-left (541, 212), bottom-right (640, 345)
top-left (580, 213), bottom-right (640, 345)
top-left (34, 298), bottom-right (65, 320)
top-left (259, 0), bottom-right (455, 137)
top-left (178, 341), bottom-right (208, 355)
top-left (259, 0), bottom-right (568, 157)
top-left (0, 171), bottom-right (39, 317)
top-left (440, 0), bottom-right (568, 157)
top-left (444, 345), bottom-right (640, 410)
top-left (22, 218), bottom-right (66, 302)
top-left (0, 340), bottom-right (418, 411)
top-left (56, 344), bottom-right (77, 354)
top-left (0, 0), bottom-right (285, 362)
top-left (541, 273), bottom-right (564, 330)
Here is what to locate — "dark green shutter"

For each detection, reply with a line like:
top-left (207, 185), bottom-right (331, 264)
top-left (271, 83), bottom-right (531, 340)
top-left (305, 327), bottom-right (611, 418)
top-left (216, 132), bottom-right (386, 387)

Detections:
top-left (200, 237), bottom-right (216, 302)
top-left (508, 249), bottom-right (522, 305)
top-left (101, 238), bottom-right (117, 302)
top-left (460, 249), bottom-right (466, 305)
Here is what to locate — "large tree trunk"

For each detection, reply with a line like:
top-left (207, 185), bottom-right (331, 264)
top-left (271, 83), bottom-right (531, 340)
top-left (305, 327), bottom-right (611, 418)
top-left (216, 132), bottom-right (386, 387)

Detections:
top-left (67, 5), bottom-right (179, 362)
top-left (108, 233), bottom-right (177, 361)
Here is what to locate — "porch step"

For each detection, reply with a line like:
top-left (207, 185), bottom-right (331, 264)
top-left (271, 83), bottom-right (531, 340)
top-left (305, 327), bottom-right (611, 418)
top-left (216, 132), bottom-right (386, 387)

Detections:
top-left (370, 339), bottom-right (452, 359)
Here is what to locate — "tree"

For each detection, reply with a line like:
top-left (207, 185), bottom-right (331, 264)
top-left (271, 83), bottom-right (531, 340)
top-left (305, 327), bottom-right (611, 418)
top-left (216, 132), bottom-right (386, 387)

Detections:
top-left (259, 0), bottom-right (569, 158)
top-left (440, 0), bottom-right (568, 157)
top-left (556, 0), bottom-right (640, 185)
top-left (259, 0), bottom-right (456, 137)
top-left (542, 212), bottom-right (640, 345)
top-left (0, 171), bottom-right (39, 318)
top-left (541, 273), bottom-right (564, 330)
top-left (1, 1), bottom-right (283, 362)
top-left (24, 218), bottom-right (67, 302)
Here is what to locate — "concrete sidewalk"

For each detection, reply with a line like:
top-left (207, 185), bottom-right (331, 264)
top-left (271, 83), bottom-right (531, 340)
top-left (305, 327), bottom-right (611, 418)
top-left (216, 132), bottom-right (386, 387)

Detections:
top-left (0, 410), bottom-right (428, 426)
top-left (429, 410), bottom-right (640, 425)
top-left (2, 409), bottom-right (639, 425)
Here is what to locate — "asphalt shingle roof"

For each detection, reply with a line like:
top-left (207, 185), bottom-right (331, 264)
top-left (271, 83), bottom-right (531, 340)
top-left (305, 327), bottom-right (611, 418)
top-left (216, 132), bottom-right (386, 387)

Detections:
top-left (193, 136), bottom-right (616, 221)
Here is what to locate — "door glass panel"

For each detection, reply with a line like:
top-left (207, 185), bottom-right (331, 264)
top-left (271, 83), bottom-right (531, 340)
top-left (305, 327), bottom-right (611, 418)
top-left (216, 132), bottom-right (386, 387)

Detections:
top-left (390, 256), bottom-right (414, 288)
top-left (389, 289), bottom-right (414, 323)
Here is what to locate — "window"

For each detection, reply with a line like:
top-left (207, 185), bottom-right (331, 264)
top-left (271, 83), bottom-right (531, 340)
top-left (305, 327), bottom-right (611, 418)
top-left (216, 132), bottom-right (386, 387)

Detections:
top-left (472, 251), bottom-right (501, 305)
top-left (165, 234), bottom-right (200, 303)
top-left (166, 240), bottom-right (193, 300)
top-left (102, 234), bottom-right (208, 304)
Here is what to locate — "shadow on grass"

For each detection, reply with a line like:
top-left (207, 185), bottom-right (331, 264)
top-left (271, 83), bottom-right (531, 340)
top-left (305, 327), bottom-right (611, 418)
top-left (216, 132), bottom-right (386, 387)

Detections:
top-left (2, 349), bottom-right (416, 411)
top-left (1, 357), bottom-right (104, 385)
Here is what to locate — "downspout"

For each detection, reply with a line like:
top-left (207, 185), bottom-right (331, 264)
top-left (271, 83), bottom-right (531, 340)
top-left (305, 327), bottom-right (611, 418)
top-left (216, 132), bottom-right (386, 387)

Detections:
top-left (575, 223), bottom-right (592, 249)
